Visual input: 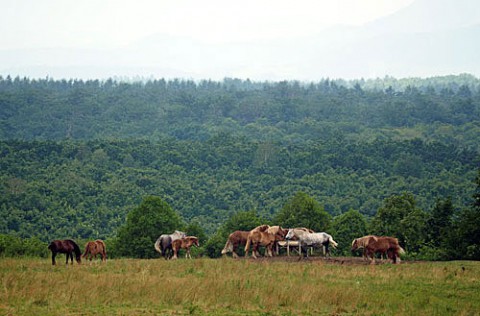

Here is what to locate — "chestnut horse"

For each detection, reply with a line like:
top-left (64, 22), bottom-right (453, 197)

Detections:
top-left (221, 230), bottom-right (250, 258)
top-left (353, 236), bottom-right (405, 264)
top-left (351, 235), bottom-right (379, 260)
top-left (171, 236), bottom-right (199, 259)
top-left (48, 239), bottom-right (82, 265)
top-left (245, 225), bottom-right (288, 259)
top-left (82, 239), bottom-right (107, 262)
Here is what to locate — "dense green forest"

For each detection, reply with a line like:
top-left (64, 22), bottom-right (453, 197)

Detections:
top-left (1, 74), bottom-right (479, 259)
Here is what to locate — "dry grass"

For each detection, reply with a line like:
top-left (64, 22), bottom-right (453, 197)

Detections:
top-left (0, 257), bottom-right (479, 315)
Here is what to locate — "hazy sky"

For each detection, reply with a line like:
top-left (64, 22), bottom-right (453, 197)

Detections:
top-left (1, 0), bottom-right (414, 50)
top-left (3, 0), bottom-right (479, 80)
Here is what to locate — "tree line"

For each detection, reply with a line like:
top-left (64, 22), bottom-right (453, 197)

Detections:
top-left (2, 177), bottom-right (479, 261)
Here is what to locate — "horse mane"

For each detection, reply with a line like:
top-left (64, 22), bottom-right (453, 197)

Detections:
top-left (254, 225), bottom-right (270, 232)
top-left (66, 239), bottom-right (82, 260)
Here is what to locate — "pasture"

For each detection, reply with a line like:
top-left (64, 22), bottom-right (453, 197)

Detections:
top-left (0, 257), bottom-right (479, 315)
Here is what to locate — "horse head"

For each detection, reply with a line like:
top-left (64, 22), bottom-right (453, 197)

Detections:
top-left (351, 238), bottom-right (359, 251)
top-left (285, 229), bottom-right (295, 240)
top-left (189, 237), bottom-right (200, 247)
top-left (275, 227), bottom-right (288, 240)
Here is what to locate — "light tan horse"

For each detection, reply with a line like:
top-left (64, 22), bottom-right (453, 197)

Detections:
top-left (171, 236), bottom-right (199, 259)
top-left (245, 225), bottom-right (288, 259)
top-left (82, 239), bottom-right (107, 262)
top-left (221, 230), bottom-right (250, 258)
top-left (351, 235), bottom-right (379, 260)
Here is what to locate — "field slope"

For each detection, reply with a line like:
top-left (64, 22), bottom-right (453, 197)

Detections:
top-left (1, 258), bottom-right (479, 315)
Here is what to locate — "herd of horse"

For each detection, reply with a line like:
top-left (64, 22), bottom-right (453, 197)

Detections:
top-left (221, 225), bottom-right (405, 264)
top-left (47, 227), bottom-right (405, 265)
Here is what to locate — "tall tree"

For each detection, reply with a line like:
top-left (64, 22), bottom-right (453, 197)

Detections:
top-left (114, 196), bottom-right (184, 258)
top-left (427, 197), bottom-right (454, 248)
top-left (274, 191), bottom-right (331, 232)
top-left (331, 209), bottom-right (368, 256)
top-left (370, 192), bottom-right (428, 251)
top-left (452, 169), bottom-right (480, 260)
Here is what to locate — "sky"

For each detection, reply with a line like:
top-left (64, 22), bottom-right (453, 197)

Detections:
top-left (2, 0), bottom-right (479, 80)
top-left (1, 0), bottom-right (414, 49)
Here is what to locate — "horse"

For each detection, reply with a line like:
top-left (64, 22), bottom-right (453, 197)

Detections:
top-left (285, 228), bottom-right (338, 259)
top-left (171, 236), bottom-right (199, 259)
top-left (82, 239), bottom-right (107, 262)
top-left (47, 239), bottom-right (82, 265)
top-left (154, 230), bottom-right (186, 260)
top-left (221, 230), bottom-right (250, 258)
top-left (359, 236), bottom-right (405, 264)
top-left (245, 225), bottom-right (288, 259)
top-left (351, 235), bottom-right (379, 260)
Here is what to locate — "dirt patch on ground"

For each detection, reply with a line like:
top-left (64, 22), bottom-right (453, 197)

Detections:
top-left (237, 255), bottom-right (415, 265)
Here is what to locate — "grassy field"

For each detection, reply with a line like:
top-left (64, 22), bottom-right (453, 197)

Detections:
top-left (0, 257), bottom-right (479, 315)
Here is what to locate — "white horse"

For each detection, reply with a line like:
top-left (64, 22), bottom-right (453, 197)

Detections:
top-left (154, 230), bottom-right (186, 259)
top-left (285, 228), bottom-right (338, 258)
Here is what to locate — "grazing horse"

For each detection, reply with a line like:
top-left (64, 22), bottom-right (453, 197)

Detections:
top-left (351, 235), bottom-right (379, 260)
top-left (359, 236), bottom-right (405, 264)
top-left (285, 228), bottom-right (338, 258)
top-left (245, 225), bottom-right (288, 259)
top-left (171, 236), bottom-right (199, 259)
top-left (82, 239), bottom-right (107, 262)
top-left (221, 230), bottom-right (250, 258)
top-left (154, 230), bottom-right (186, 260)
top-left (48, 239), bottom-right (82, 265)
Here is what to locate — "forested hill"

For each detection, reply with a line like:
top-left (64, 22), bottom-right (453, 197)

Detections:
top-left (1, 75), bottom-right (479, 240)
top-left (1, 74), bottom-right (480, 145)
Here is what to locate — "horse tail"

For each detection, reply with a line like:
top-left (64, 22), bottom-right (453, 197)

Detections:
top-left (154, 237), bottom-right (162, 254)
top-left (329, 236), bottom-right (338, 248)
top-left (221, 238), bottom-right (233, 255)
top-left (82, 242), bottom-right (90, 258)
top-left (398, 246), bottom-right (405, 254)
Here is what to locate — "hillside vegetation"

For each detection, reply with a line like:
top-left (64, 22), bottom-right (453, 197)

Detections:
top-left (0, 75), bottom-right (479, 251)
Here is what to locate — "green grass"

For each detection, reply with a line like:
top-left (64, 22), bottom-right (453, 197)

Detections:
top-left (0, 257), bottom-right (479, 315)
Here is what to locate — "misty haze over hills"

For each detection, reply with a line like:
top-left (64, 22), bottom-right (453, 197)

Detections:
top-left (1, 0), bottom-right (479, 81)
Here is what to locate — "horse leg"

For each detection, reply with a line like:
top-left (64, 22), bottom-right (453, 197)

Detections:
top-left (172, 247), bottom-right (178, 260)
top-left (251, 243), bottom-right (258, 259)
top-left (51, 252), bottom-right (56, 265)
top-left (232, 247), bottom-right (239, 259)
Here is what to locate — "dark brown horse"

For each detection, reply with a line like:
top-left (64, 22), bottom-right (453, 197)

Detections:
top-left (221, 230), bottom-right (250, 258)
top-left (48, 239), bottom-right (82, 265)
top-left (82, 239), bottom-right (107, 262)
top-left (171, 236), bottom-right (199, 259)
top-left (353, 236), bottom-right (405, 264)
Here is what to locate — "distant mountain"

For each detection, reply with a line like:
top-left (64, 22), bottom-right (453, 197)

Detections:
top-left (1, 0), bottom-right (479, 80)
